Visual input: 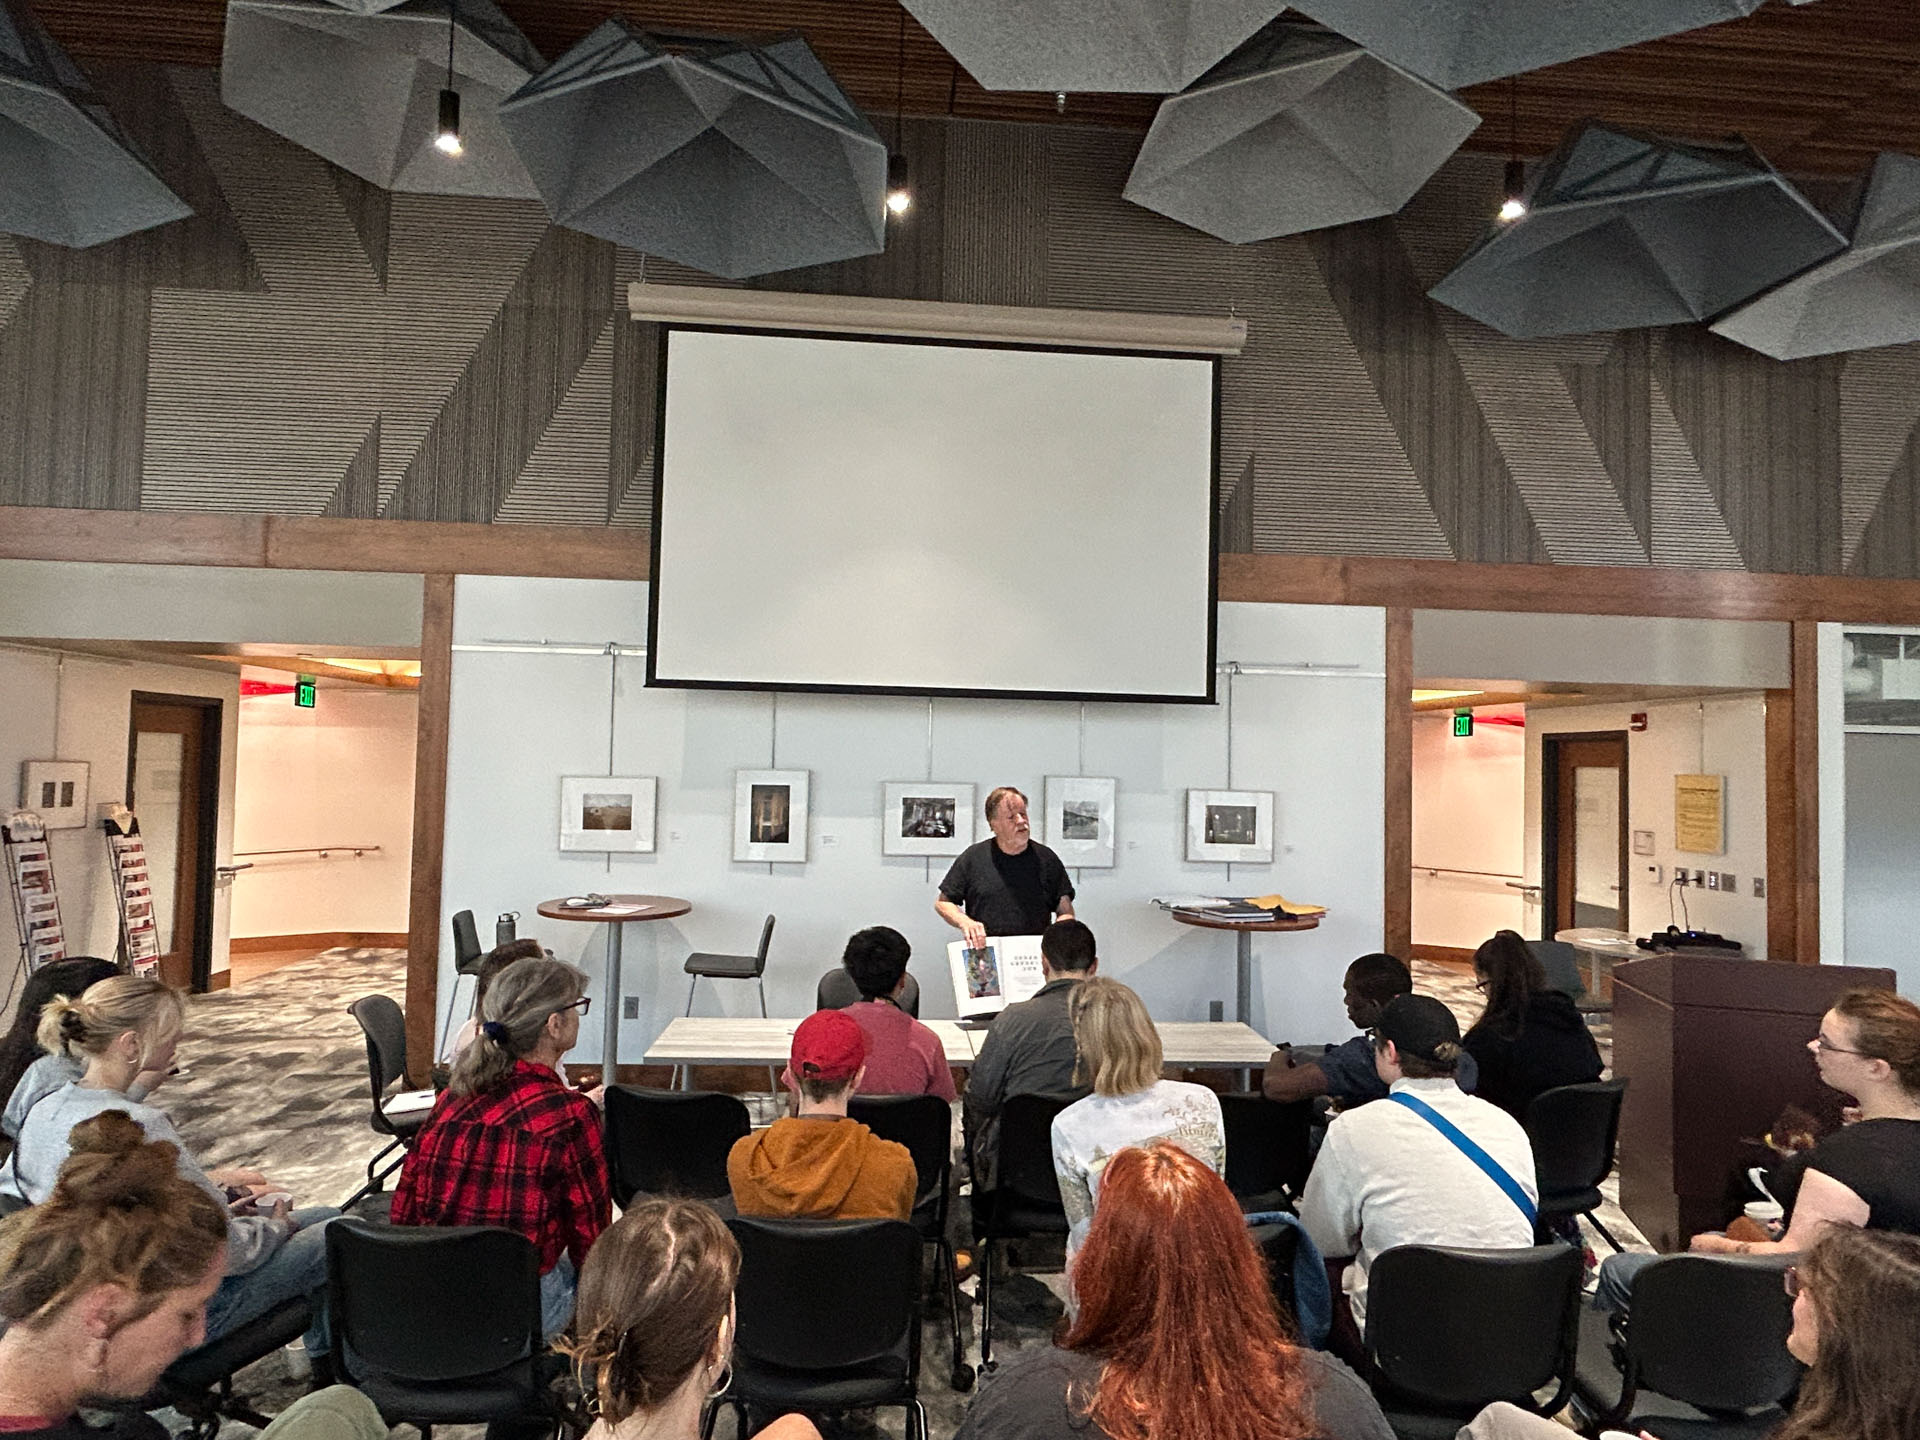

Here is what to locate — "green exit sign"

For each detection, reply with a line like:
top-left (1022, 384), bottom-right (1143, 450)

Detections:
top-left (295, 678), bottom-right (317, 709)
top-left (1452, 710), bottom-right (1474, 737)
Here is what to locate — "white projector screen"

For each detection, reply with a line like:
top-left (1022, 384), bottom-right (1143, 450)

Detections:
top-left (648, 326), bottom-right (1218, 702)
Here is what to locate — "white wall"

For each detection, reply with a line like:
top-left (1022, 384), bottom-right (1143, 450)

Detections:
top-left (0, 648), bottom-right (239, 986)
top-left (231, 688), bottom-right (417, 938)
top-left (1411, 712), bottom-right (1526, 950)
top-left (441, 577), bottom-right (1389, 1064)
top-left (1524, 694), bottom-right (1770, 955)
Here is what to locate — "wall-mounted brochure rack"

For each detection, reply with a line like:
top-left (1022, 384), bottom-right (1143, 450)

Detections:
top-left (102, 812), bottom-right (160, 978)
top-left (3, 811), bottom-right (68, 973)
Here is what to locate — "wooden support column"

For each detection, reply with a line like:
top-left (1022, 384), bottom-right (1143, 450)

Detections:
top-left (405, 573), bottom-right (455, 1082)
top-left (1792, 620), bottom-right (1821, 964)
top-left (1385, 608), bottom-right (1413, 958)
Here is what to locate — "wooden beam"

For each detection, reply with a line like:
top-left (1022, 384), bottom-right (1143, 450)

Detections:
top-left (1385, 608), bottom-right (1413, 958)
top-left (1764, 686), bottom-right (1799, 961)
top-left (404, 574), bottom-right (455, 1083)
top-left (1792, 620), bottom-right (1822, 965)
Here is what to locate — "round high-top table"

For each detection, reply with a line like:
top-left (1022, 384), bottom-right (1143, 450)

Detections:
top-left (1554, 925), bottom-right (1639, 1011)
top-left (538, 894), bottom-right (691, 1080)
top-left (1168, 909), bottom-right (1322, 1025)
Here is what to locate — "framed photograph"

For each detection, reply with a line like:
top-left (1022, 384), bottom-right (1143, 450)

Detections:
top-left (1185, 788), bottom-right (1275, 864)
top-left (881, 781), bottom-right (976, 857)
top-left (1043, 775), bottom-right (1117, 868)
top-left (20, 762), bottom-right (89, 830)
top-left (559, 776), bottom-right (657, 853)
top-left (735, 769), bottom-right (810, 863)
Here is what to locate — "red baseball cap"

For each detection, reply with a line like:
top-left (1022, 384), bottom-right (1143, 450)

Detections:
top-left (791, 1009), bottom-right (867, 1082)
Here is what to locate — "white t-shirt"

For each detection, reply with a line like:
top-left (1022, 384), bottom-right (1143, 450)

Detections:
top-left (1051, 1078), bottom-right (1226, 1253)
top-left (1299, 1076), bottom-right (1538, 1324)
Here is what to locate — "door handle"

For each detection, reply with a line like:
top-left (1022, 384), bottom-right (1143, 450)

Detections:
top-left (214, 863), bottom-right (253, 877)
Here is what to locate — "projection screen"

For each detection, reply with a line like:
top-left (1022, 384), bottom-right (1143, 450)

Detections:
top-left (648, 326), bottom-right (1218, 702)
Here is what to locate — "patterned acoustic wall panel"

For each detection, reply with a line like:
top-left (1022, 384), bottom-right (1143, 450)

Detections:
top-left (7, 63), bottom-right (1920, 581)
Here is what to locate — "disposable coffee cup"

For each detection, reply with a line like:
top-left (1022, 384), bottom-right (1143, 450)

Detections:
top-left (1600, 1432), bottom-right (1640, 1440)
top-left (282, 1339), bottom-right (312, 1381)
top-left (1745, 1200), bottom-right (1785, 1224)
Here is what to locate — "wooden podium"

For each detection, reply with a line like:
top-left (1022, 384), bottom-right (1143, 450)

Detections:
top-left (1613, 954), bottom-right (1897, 1252)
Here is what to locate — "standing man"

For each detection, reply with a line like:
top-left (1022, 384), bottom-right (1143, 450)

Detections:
top-left (935, 786), bottom-right (1075, 945)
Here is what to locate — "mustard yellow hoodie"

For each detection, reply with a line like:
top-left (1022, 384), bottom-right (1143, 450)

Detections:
top-left (727, 1114), bottom-right (917, 1221)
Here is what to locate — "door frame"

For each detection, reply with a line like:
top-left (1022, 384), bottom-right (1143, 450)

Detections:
top-left (1540, 730), bottom-right (1631, 941)
top-left (126, 691), bottom-right (223, 993)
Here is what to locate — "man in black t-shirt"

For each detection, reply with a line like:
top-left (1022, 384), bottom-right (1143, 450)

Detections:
top-left (935, 786), bottom-right (1075, 944)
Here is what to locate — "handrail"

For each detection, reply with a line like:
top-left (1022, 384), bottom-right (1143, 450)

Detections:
top-left (230, 845), bottom-right (383, 859)
top-left (1413, 864), bottom-right (1525, 882)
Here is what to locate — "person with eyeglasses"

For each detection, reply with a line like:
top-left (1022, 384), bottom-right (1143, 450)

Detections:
top-left (393, 957), bottom-right (610, 1338)
top-left (1597, 986), bottom-right (1920, 1315)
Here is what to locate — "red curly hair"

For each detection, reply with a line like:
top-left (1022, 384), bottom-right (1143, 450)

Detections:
top-left (1062, 1141), bottom-right (1318, 1440)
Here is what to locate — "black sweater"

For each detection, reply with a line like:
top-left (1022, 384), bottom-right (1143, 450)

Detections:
top-left (1462, 989), bottom-right (1603, 1120)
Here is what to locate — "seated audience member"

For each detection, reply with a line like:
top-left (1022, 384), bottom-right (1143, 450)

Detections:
top-left (1462, 1226), bottom-right (1920, 1440)
top-left (837, 926), bottom-right (956, 1102)
top-left (393, 957), bottom-right (608, 1340)
top-left (955, 1141), bottom-right (1392, 1440)
top-left (0, 958), bottom-right (126, 1146)
top-left (559, 1197), bottom-right (821, 1440)
top-left (1598, 986), bottom-right (1920, 1314)
top-left (728, 1009), bottom-right (916, 1222)
top-left (3, 979), bottom-right (337, 1366)
top-left (1460, 929), bottom-right (1602, 1121)
top-left (1299, 994), bottom-right (1537, 1343)
top-left (966, 918), bottom-right (1098, 1192)
top-left (1052, 978), bottom-right (1225, 1256)
top-left (444, 937), bottom-right (546, 1062)
top-left (1262, 953), bottom-right (1412, 1107)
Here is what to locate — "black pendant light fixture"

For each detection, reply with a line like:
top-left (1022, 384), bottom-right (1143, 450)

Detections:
top-left (435, 0), bottom-right (463, 156)
top-left (885, 4), bottom-right (911, 216)
top-left (1497, 77), bottom-right (1525, 222)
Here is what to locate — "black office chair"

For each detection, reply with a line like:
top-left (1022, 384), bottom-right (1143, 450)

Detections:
top-left (713, 1216), bottom-right (926, 1440)
top-left (849, 1092), bottom-right (972, 1390)
top-left (1573, 1254), bottom-right (1800, 1439)
top-left (1527, 938), bottom-right (1595, 1005)
top-left (604, 1085), bottom-right (750, 1208)
top-left (345, 994), bottom-right (430, 1207)
top-left (684, 914), bottom-right (776, 1016)
top-left (1247, 1219), bottom-right (1306, 1337)
top-left (1219, 1092), bottom-right (1314, 1212)
top-left (326, 1222), bottom-right (554, 1439)
top-left (1526, 1078), bottom-right (1629, 1251)
top-left (974, 1092), bottom-right (1072, 1372)
top-left (1365, 1244), bottom-right (1584, 1440)
top-left (451, 909), bottom-right (484, 974)
top-left (140, 1297), bottom-right (314, 1439)
top-left (817, 966), bottom-right (921, 1017)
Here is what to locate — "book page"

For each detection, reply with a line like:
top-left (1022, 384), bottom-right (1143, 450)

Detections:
top-left (947, 936), bottom-right (1048, 1019)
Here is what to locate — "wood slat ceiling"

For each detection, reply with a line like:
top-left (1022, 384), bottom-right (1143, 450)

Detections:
top-left (28, 0), bottom-right (1920, 175)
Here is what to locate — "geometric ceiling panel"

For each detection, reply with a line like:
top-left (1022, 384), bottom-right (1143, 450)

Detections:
top-left (0, 0), bottom-right (192, 246)
top-left (221, 0), bottom-right (544, 199)
top-left (1712, 152), bottom-right (1920, 360)
top-left (1429, 121), bottom-right (1847, 339)
top-left (1124, 20), bottom-right (1479, 242)
top-left (901, 0), bottom-right (1287, 93)
top-left (499, 20), bottom-right (887, 280)
top-left (315, 0), bottom-right (413, 11)
top-left (1287, 0), bottom-right (1768, 90)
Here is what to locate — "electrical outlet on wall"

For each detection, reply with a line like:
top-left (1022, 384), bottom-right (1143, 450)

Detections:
top-left (1754, 877), bottom-right (1767, 898)
top-left (1706, 872), bottom-right (1720, 890)
top-left (1647, 862), bottom-right (1664, 884)
top-left (623, 997), bottom-right (639, 1020)
top-left (1693, 869), bottom-right (1707, 887)
top-left (1721, 872), bottom-right (1737, 891)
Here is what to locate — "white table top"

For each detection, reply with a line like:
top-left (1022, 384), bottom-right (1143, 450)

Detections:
top-left (643, 1016), bottom-right (1275, 1070)
top-left (1554, 927), bottom-right (1641, 956)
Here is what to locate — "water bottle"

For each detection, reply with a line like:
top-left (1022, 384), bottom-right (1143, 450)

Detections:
top-left (496, 911), bottom-right (519, 948)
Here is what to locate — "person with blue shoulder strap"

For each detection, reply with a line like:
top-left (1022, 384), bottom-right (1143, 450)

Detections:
top-left (1299, 994), bottom-right (1539, 1367)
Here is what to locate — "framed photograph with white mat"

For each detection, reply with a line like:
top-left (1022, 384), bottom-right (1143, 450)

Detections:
top-left (19, 762), bottom-right (89, 829)
top-left (1043, 775), bottom-right (1116, 868)
top-left (881, 781), bottom-right (975, 857)
top-left (735, 770), bottom-right (810, 863)
top-left (1185, 788), bottom-right (1274, 863)
top-left (559, 777), bottom-right (656, 853)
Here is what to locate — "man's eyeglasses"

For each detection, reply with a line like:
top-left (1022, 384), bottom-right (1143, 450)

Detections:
top-left (557, 997), bottom-right (592, 1018)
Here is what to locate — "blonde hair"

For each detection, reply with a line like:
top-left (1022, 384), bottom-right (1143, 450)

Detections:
top-left (37, 976), bottom-right (183, 1072)
top-left (449, 956), bottom-right (588, 1097)
top-left (1070, 977), bottom-right (1163, 1097)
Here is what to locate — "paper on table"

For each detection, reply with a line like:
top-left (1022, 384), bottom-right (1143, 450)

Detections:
top-left (593, 904), bottom-right (653, 917)
top-left (947, 936), bottom-right (1047, 1020)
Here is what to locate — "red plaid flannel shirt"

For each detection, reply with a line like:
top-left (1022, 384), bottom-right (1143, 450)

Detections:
top-left (391, 1060), bottom-right (609, 1273)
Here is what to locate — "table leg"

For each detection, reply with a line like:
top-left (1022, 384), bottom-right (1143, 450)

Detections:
top-left (602, 919), bottom-right (623, 1087)
top-left (1237, 930), bottom-right (1254, 1091)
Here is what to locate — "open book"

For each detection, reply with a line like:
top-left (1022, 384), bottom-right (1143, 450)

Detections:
top-left (946, 935), bottom-right (1047, 1020)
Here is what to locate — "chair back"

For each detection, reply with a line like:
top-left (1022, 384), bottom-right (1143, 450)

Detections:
top-left (849, 1093), bottom-right (950, 1229)
top-left (1628, 1255), bottom-right (1800, 1413)
top-left (1527, 940), bottom-right (1589, 1000)
top-left (452, 910), bottom-right (483, 974)
top-left (1219, 1093), bottom-right (1313, 1205)
top-left (816, 968), bottom-right (921, 1018)
top-left (749, 914), bottom-right (776, 974)
top-left (1247, 1220), bottom-right (1302, 1329)
top-left (349, 994), bottom-right (408, 1133)
top-left (327, 1222), bottom-right (539, 1383)
top-left (1526, 1079), bottom-right (1627, 1200)
top-left (1367, 1244), bottom-right (1583, 1413)
top-left (604, 1085), bottom-right (750, 1207)
top-left (729, 1216), bottom-right (921, 1373)
top-left (998, 1092), bottom-right (1071, 1211)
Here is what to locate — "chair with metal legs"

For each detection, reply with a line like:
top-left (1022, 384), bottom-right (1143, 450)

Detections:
top-left (681, 915), bottom-right (776, 1090)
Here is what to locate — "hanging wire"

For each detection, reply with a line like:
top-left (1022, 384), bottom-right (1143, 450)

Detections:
top-left (893, 4), bottom-right (907, 154)
top-left (446, 0), bottom-right (457, 88)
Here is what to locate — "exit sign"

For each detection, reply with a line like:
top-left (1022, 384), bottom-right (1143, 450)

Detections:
top-left (1452, 710), bottom-right (1474, 737)
top-left (294, 678), bottom-right (317, 709)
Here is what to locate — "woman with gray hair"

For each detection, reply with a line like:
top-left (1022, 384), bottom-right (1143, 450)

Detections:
top-left (393, 957), bottom-right (610, 1338)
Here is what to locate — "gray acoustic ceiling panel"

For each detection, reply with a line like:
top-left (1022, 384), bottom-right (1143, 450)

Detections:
top-left (1288, 0), bottom-right (1767, 89)
top-left (314, 0), bottom-right (412, 12)
top-left (0, 0), bottom-right (191, 246)
top-left (221, 0), bottom-right (544, 199)
top-left (1712, 153), bottom-right (1920, 360)
top-left (1123, 21), bottom-right (1479, 243)
top-left (1429, 122), bottom-right (1846, 339)
top-left (498, 21), bottom-right (887, 280)
top-left (900, 0), bottom-right (1287, 93)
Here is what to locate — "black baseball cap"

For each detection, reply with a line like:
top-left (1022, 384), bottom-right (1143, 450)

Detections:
top-left (1373, 994), bottom-right (1461, 1062)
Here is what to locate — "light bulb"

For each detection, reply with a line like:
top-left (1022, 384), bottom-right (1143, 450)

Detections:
top-left (436, 88), bottom-right (463, 157)
top-left (885, 153), bottom-right (911, 216)
top-left (1498, 157), bottom-right (1525, 222)
top-left (1498, 196), bottom-right (1526, 222)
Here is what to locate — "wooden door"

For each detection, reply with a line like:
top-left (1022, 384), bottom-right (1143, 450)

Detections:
top-left (127, 694), bottom-right (221, 991)
top-left (1544, 732), bottom-right (1629, 937)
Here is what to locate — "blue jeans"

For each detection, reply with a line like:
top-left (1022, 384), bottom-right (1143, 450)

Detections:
top-left (539, 1254), bottom-right (577, 1341)
top-left (205, 1206), bottom-right (340, 1357)
top-left (1594, 1249), bottom-right (1660, 1317)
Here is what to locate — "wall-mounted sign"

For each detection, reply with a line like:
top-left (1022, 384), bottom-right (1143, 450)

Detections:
top-left (1452, 710), bottom-right (1474, 737)
top-left (1674, 773), bottom-right (1725, 855)
top-left (294, 677), bottom-right (317, 708)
